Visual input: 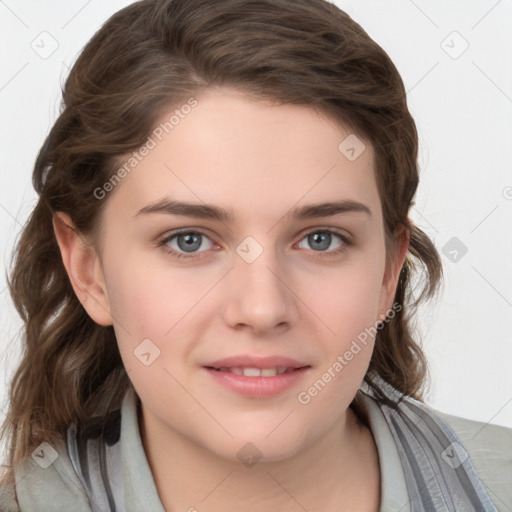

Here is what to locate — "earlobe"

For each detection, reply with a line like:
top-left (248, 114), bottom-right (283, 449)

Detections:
top-left (52, 212), bottom-right (113, 326)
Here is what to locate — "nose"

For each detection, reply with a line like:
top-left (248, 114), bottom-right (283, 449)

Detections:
top-left (221, 245), bottom-right (300, 336)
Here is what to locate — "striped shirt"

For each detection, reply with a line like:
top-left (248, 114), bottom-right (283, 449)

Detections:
top-left (2, 375), bottom-right (511, 511)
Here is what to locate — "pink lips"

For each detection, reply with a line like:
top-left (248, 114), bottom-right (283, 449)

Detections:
top-left (202, 355), bottom-right (311, 398)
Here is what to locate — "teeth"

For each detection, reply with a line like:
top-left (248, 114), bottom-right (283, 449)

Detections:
top-left (214, 366), bottom-right (299, 376)
top-left (243, 367), bottom-right (262, 377)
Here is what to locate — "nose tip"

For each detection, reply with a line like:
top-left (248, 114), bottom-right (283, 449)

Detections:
top-left (222, 245), bottom-right (299, 334)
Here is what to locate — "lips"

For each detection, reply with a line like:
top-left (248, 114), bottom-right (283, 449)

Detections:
top-left (204, 355), bottom-right (309, 375)
top-left (202, 355), bottom-right (311, 397)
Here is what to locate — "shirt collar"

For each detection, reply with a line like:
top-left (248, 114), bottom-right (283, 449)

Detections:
top-left (121, 386), bottom-right (166, 512)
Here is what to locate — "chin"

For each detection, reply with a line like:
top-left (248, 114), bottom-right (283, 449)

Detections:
top-left (205, 425), bottom-right (311, 466)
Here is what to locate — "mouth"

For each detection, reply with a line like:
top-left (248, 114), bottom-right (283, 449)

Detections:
top-left (202, 356), bottom-right (311, 397)
top-left (205, 366), bottom-right (306, 377)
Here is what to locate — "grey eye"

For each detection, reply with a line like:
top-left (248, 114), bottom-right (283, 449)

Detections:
top-left (166, 232), bottom-right (213, 253)
top-left (298, 231), bottom-right (343, 252)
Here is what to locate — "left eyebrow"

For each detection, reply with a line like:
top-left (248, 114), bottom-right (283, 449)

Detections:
top-left (287, 200), bottom-right (372, 220)
top-left (133, 199), bottom-right (236, 222)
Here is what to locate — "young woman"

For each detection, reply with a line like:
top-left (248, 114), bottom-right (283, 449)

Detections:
top-left (1, 0), bottom-right (511, 510)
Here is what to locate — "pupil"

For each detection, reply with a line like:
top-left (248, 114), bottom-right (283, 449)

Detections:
top-left (310, 232), bottom-right (330, 251)
top-left (178, 233), bottom-right (201, 252)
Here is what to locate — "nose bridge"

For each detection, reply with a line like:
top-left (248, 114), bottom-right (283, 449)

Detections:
top-left (223, 235), bottom-right (298, 332)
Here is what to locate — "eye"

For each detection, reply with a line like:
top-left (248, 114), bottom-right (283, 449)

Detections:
top-left (158, 230), bottom-right (215, 260)
top-left (296, 229), bottom-right (350, 256)
top-left (157, 227), bottom-right (352, 261)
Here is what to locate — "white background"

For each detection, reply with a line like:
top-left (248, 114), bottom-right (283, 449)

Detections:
top-left (1, 1), bottom-right (511, 464)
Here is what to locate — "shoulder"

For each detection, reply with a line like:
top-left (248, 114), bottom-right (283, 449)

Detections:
top-left (359, 376), bottom-right (512, 510)
top-left (0, 437), bottom-right (91, 512)
top-left (436, 409), bottom-right (512, 509)
top-left (0, 407), bottom-right (123, 512)
top-left (0, 469), bottom-right (20, 512)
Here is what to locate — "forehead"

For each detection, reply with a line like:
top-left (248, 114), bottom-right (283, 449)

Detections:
top-left (104, 89), bottom-right (380, 225)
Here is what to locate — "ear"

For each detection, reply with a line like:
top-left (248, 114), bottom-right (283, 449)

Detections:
top-left (52, 211), bottom-right (113, 326)
top-left (377, 225), bottom-right (410, 322)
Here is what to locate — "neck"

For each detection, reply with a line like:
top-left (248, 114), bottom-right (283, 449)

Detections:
top-left (139, 403), bottom-right (381, 512)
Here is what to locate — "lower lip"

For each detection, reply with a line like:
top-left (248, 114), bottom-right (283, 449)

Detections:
top-left (203, 367), bottom-right (310, 398)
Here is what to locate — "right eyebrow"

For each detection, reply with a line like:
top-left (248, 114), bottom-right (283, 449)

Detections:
top-left (133, 199), bottom-right (236, 222)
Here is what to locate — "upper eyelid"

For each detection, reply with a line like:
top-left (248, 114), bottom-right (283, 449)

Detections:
top-left (297, 226), bottom-right (350, 239)
top-left (159, 227), bottom-right (216, 244)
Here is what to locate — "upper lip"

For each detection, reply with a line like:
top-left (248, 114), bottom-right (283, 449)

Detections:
top-left (203, 355), bottom-right (309, 370)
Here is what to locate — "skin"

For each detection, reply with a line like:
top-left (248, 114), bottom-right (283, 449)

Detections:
top-left (54, 87), bottom-right (409, 511)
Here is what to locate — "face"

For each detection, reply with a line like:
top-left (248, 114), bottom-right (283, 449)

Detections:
top-left (80, 88), bottom-right (405, 462)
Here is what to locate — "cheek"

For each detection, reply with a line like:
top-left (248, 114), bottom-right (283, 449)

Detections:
top-left (103, 249), bottom-right (214, 337)
top-left (293, 265), bottom-right (383, 420)
top-left (102, 252), bottom-right (222, 385)
top-left (302, 256), bottom-right (384, 342)
top-left (102, 261), bottom-right (196, 399)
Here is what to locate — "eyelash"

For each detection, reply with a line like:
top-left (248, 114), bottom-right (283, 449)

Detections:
top-left (156, 228), bottom-right (353, 261)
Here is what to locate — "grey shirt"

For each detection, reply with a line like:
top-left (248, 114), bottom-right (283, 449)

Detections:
top-left (1, 376), bottom-right (511, 511)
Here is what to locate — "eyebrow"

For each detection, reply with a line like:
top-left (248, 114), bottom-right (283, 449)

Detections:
top-left (133, 198), bottom-right (372, 222)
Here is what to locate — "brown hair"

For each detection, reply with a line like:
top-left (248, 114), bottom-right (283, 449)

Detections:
top-left (1, 0), bottom-right (442, 477)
